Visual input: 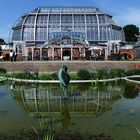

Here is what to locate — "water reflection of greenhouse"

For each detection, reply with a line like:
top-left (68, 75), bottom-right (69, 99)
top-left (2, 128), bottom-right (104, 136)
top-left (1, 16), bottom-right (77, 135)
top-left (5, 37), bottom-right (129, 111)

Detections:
top-left (12, 84), bottom-right (125, 115)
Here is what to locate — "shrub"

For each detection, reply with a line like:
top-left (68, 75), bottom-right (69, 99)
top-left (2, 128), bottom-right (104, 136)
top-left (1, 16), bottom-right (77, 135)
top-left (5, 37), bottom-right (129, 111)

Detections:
top-left (77, 69), bottom-right (90, 80)
top-left (70, 72), bottom-right (78, 80)
top-left (50, 72), bottom-right (58, 80)
top-left (116, 69), bottom-right (126, 77)
top-left (0, 67), bottom-right (7, 75)
top-left (126, 69), bottom-right (140, 76)
top-left (39, 73), bottom-right (51, 80)
top-left (95, 68), bottom-right (109, 79)
top-left (109, 69), bottom-right (126, 78)
top-left (24, 69), bottom-right (39, 80)
top-left (9, 72), bottom-right (26, 79)
top-left (90, 72), bottom-right (96, 80)
top-left (8, 70), bottom-right (39, 80)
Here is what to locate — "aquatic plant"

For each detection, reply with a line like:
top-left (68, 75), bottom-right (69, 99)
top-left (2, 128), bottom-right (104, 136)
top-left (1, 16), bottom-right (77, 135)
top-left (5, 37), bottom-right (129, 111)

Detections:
top-left (136, 127), bottom-right (140, 135)
top-left (32, 117), bottom-right (55, 140)
top-left (43, 134), bottom-right (54, 140)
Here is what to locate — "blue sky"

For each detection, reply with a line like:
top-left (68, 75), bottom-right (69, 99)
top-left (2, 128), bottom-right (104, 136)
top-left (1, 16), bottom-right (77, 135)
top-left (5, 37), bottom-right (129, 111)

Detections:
top-left (0, 0), bottom-right (140, 42)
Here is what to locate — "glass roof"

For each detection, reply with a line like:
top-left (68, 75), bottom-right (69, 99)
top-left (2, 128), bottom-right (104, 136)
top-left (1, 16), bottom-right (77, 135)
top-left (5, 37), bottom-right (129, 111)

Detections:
top-left (29, 7), bottom-right (102, 14)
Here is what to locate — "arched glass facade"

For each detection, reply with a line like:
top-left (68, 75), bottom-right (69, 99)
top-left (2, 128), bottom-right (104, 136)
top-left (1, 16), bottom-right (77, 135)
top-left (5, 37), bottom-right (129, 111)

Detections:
top-left (12, 7), bottom-right (124, 46)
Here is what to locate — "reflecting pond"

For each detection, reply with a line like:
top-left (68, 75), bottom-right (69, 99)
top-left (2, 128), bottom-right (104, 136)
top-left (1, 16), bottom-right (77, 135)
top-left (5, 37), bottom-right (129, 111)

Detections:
top-left (0, 80), bottom-right (140, 139)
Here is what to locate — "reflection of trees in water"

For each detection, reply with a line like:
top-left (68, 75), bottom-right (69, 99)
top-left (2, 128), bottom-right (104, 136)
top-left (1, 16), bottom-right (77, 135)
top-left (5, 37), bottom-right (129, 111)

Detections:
top-left (123, 83), bottom-right (139, 99)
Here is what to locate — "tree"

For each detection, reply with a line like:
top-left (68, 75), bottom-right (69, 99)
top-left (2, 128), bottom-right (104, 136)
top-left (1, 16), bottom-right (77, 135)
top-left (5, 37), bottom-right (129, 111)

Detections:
top-left (0, 38), bottom-right (6, 45)
top-left (123, 24), bottom-right (139, 42)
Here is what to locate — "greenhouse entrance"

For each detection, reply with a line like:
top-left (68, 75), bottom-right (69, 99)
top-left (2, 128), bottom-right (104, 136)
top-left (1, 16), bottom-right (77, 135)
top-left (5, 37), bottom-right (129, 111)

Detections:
top-left (45, 35), bottom-right (87, 60)
top-left (62, 49), bottom-right (71, 60)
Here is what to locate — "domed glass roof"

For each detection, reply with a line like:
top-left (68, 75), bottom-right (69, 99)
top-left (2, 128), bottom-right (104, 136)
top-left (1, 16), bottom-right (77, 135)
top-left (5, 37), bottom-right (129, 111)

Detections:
top-left (12, 7), bottom-right (124, 45)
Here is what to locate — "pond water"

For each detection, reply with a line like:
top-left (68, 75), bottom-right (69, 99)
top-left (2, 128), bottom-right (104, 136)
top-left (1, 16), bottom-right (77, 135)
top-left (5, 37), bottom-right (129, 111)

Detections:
top-left (0, 80), bottom-right (140, 140)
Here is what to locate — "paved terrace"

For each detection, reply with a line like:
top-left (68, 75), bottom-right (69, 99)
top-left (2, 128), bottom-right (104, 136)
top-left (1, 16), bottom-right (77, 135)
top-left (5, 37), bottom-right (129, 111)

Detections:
top-left (0, 61), bottom-right (140, 72)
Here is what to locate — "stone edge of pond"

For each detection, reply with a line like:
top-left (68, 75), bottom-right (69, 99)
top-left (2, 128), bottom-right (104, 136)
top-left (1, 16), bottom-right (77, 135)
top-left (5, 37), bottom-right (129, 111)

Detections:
top-left (7, 77), bottom-right (123, 83)
top-left (0, 75), bottom-right (140, 83)
top-left (0, 77), bottom-right (7, 82)
top-left (124, 75), bottom-right (140, 84)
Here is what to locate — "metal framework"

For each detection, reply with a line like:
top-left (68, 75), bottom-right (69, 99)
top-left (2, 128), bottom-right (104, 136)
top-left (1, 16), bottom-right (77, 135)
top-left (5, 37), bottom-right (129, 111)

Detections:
top-left (12, 84), bottom-right (124, 114)
top-left (12, 7), bottom-right (124, 47)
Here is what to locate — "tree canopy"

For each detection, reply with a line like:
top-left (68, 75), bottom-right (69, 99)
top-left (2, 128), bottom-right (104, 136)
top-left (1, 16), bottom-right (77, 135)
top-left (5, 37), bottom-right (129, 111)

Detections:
top-left (0, 38), bottom-right (6, 45)
top-left (123, 24), bottom-right (139, 42)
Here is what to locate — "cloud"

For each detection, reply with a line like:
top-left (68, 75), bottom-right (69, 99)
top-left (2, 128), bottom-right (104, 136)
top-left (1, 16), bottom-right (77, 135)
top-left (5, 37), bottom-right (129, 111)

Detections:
top-left (89, 0), bottom-right (140, 28)
top-left (114, 8), bottom-right (140, 28)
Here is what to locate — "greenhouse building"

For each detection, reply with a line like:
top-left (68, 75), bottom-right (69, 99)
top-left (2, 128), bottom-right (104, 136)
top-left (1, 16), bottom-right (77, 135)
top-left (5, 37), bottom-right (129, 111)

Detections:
top-left (11, 6), bottom-right (124, 60)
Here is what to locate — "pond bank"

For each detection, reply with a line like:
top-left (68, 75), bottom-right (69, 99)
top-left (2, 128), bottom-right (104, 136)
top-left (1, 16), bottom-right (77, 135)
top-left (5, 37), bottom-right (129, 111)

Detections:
top-left (0, 77), bottom-right (7, 82)
top-left (0, 75), bottom-right (140, 84)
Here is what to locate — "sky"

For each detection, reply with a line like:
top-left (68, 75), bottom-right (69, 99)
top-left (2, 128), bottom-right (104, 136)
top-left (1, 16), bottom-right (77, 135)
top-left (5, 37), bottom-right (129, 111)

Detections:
top-left (0, 0), bottom-right (140, 42)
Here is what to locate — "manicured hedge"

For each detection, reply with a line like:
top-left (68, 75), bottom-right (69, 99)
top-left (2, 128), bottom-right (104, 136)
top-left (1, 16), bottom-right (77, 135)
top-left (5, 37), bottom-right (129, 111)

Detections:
top-left (77, 69), bottom-right (91, 80)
